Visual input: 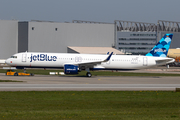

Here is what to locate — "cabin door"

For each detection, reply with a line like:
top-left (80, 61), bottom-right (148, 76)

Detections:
top-left (143, 57), bottom-right (147, 66)
top-left (22, 54), bottom-right (27, 62)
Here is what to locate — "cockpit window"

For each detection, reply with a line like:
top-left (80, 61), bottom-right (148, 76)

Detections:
top-left (11, 56), bottom-right (17, 58)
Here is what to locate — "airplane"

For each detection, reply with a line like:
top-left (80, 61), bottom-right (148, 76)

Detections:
top-left (167, 48), bottom-right (180, 65)
top-left (5, 33), bottom-right (174, 77)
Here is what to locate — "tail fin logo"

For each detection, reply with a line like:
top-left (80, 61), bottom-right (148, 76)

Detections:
top-left (146, 34), bottom-right (173, 57)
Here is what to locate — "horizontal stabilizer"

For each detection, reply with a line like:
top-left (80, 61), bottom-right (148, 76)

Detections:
top-left (155, 58), bottom-right (175, 65)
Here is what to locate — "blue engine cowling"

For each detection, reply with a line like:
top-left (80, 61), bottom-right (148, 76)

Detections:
top-left (64, 64), bottom-right (78, 74)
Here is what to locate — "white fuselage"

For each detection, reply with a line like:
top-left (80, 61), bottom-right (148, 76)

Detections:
top-left (5, 52), bottom-right (174, 70)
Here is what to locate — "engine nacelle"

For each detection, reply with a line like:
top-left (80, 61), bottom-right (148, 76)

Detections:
top-left (64, 64), bottom-right (78, 74)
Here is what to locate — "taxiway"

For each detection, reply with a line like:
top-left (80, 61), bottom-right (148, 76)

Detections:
top-left (0, 73), bottom-right (180, 91)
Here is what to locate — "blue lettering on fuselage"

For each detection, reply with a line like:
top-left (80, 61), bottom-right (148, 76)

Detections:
top-left (30, 54), bottom-right (57, 62)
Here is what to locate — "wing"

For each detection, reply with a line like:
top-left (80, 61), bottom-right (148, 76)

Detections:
top-left (64, 52), bottom-right (113, 68)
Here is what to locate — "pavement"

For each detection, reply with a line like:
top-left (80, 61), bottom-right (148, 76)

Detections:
top-left (0, 68), bottom-right (180, 91)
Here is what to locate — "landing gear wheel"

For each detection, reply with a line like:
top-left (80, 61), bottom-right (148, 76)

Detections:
top-left (14, 72), bottom-right (18, 76)
top-left (86, 72), bottom-right (92, 77)
top-left (30, 73), bottom-right (34, 76)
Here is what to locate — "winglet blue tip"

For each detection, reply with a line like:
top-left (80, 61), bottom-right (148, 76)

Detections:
top-left (105, 52), bottom-right (113, 61)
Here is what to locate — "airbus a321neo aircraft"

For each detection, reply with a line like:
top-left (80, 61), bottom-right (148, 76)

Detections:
top-left (5, 34), bottom-right (174, 77)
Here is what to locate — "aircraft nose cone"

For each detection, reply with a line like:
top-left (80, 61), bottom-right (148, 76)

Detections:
top-left (5, 59), bottom-right (11, 64)
top-left (5, 59), bottom-right (8, 64)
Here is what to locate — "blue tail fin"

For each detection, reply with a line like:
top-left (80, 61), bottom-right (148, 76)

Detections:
top-left (145, 33), bottom-right (173, 57)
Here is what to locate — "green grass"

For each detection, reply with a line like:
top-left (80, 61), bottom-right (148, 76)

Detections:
top-left (0, 80), bottom-right (23, 82)
top-left (0, 91), bottom-right (180, 120)
top-left (1, 69), bottom-right (180, 77)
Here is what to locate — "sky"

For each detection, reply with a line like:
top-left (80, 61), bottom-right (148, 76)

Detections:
top-left (0, 0), bottom-right (180, 24)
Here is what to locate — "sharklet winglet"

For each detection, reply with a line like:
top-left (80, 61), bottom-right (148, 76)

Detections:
top-left (103, 52), bottom-right (113, 62)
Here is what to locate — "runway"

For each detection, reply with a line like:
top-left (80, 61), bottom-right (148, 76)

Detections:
top-left (0, 73), bottom-right (180, 91)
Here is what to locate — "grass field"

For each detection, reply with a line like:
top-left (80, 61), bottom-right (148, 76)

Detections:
top-left (1, 68), bottom-right (180, 119)
top-left (0, 91), bottom-right (180, 120)
top-left (1, 69), bottom-right (180, 77)
top-left (0, 80), bottom-right (22, 82)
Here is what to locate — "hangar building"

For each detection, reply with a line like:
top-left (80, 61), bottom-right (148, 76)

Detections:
top-left (1, 19), bottom-right (180, 59)
top-left (115, 20), bottom-right (180, 55)
top-left (18, 20), bottom-right (115, 53)
top-left (0, 20), bottom-right (18, 59)
top-left (156, 20), bottom-right (180, 49)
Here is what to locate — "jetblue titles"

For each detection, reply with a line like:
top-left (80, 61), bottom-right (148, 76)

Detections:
top-left (154, 48), bottom-right (166, 53)
top-left (30, 54), bottom-right (57, 62)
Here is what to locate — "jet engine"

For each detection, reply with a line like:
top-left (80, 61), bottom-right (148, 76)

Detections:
top-left (64, 64), bottom-right (78, 74)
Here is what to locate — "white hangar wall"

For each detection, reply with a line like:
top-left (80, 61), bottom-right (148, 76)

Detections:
top-left (19, 21), bottom-right (114, 53)
top-left (0, 20), bottom-right (18, 59)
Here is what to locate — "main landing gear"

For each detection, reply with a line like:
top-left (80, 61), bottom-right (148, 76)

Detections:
top-left (85, 68), bottom-right (92, 77)
top-left (86, 72), bottom-right (92, 77)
